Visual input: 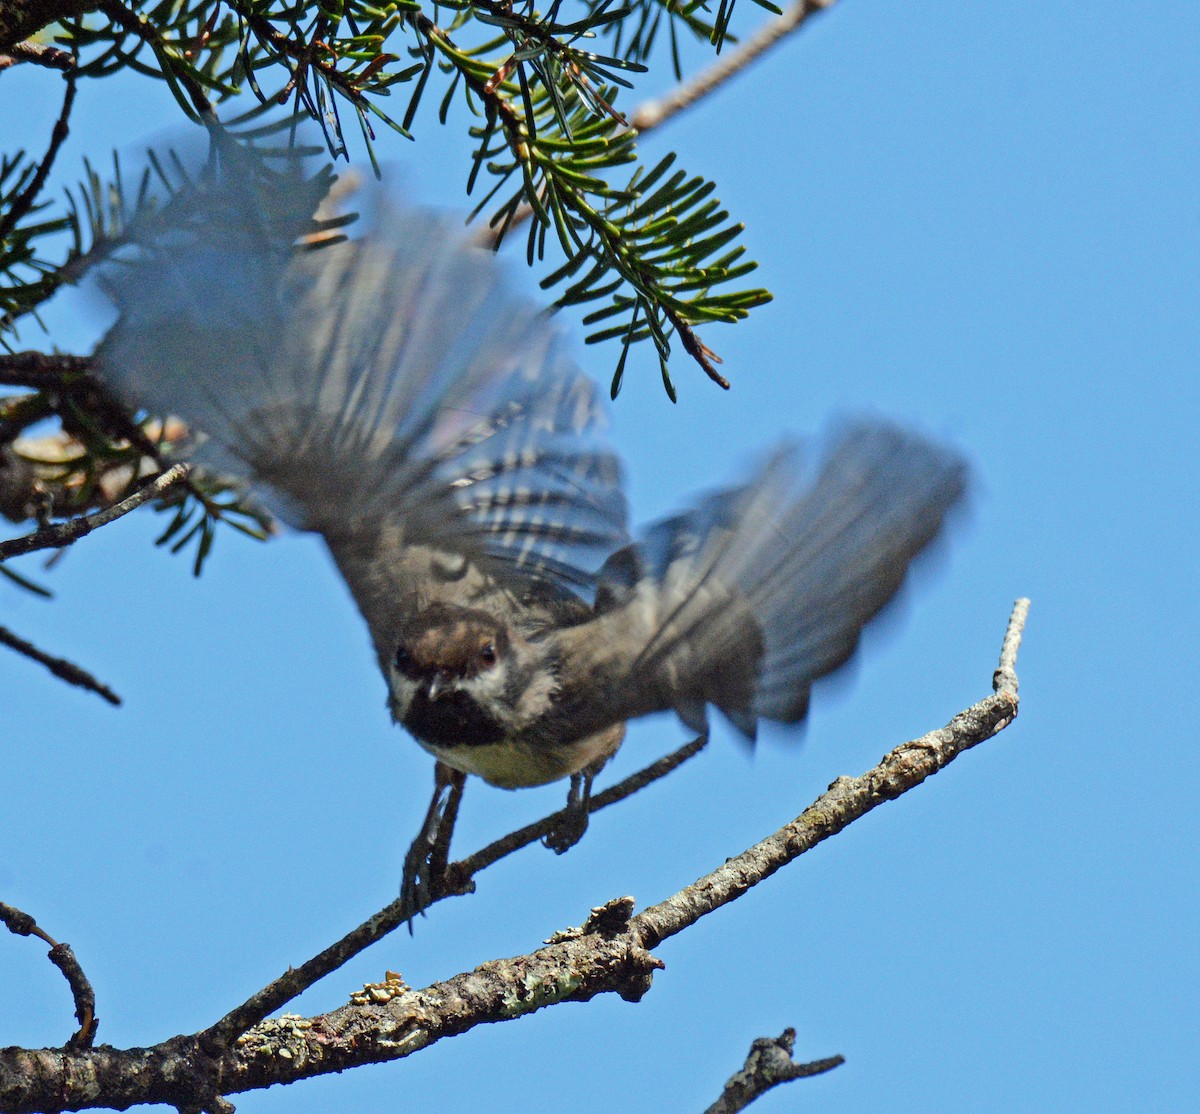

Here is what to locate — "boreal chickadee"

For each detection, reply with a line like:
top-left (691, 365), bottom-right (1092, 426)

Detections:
top-left (91, 135), bottom-right (967, 863)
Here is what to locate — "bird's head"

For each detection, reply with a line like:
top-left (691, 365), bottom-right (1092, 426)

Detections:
top-left (391, 603), bottom-right (510, 706)
top-left (387, 602), bottom-right (562, 750)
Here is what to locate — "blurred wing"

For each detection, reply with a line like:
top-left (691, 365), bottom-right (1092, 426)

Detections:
top-left (92, 136), bottom-right (629, 595)
top-left (585, 421), bottom-right (967, 738)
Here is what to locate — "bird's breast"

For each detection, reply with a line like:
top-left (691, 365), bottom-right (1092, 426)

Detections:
top-left (418, 722), bottom-right (627, 789)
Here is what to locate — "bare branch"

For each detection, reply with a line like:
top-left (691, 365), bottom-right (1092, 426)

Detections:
top-left (452, 735), bottom-right (708, 878)
top-left (0, 39), bottom-right (76, 71)
top-left (993, 596), bottom-right (1029, 697)
top-left (632, 598), bottom-right (1030, 949)
top-left (0, 600), bottom-right (1029, 1110)
top-left (631, 0), bottom-right (837, 134)
top-left (0, 462), bottom-right (191, 560)
top-left (0, 623), bottom-right (121, 705)
top-left (705, 1029), bottom-right (844, 1113)
top-left (0, 902), bottom-right (98, 1048)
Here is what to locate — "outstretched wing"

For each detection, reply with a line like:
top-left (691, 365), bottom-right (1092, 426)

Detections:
top-left (556, 421), bottom-right (967, 740)
top-left (93, 133), bottom-right (629, 597)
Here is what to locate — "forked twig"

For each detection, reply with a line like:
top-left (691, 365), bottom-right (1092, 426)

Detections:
top-left (200, 734), bottom-right (709, 1050)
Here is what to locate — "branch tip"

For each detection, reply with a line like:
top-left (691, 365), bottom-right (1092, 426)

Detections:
top-left (706, 1028), bottom-right (843, 1114)
top-left (993, 597), bottom-right (1030, 696)
top-left (0, 623), bottom-right (122, 705)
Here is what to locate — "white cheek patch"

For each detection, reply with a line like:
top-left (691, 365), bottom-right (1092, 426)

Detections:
top-left (388, 672), bottom-right (419, 719)
top-left (458, 660), bottom-right (512, 704)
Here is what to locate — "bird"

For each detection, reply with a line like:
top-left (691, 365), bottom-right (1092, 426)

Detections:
top-left (90, 134), bottom-right (967, 903)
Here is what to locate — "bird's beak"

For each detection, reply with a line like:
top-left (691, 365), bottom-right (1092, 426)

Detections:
top-left (426, 672), bottom-right (448, 701)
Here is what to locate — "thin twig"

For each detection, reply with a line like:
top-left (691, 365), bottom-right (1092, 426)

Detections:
top-left (630, 0), bottom-right (837, 133)
top-left (214, 600), bottom-right (1030, 1090)
top-left (198, 734), bottom-right (708, 1051)
top-left (632, 599), bottom-right (1031, 949)
top-left (0, 70), bottom-right (76, 243)
top-left (0, 623), bottom-right (121, 705)
top-left (0, 902), bottom-right (98, 1048)
top-left (453, 734), bottom-right (708, 878)
top-left (705, 1029), bottom-right (843, 1114)
top-left (993, 596), bottom-right (1029, 696)
top-left (0, 462), bottom-right (191, 560)
top-left (48, 944), bottom-right (99, 1049)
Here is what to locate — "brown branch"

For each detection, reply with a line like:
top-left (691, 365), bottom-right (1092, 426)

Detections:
top-left (0, 623), bottom-right (121, 705)
top-left (0, 0), bottom-right (85, 55)
top-left (453, 734), bottom-right (708, 879)
top-left (630, 0), bottom-right (837, 134)
top-left (0, 902), bottom-right (98, 1048)
top-left (705, 1029), bottom-right (844, 1113)
top-left (0, 39), bottom-right (76, 71)
top-left (0, 461), bottom-right (190, 560)
top-left (664, 305), bottom-right (729, 389)
top-left (0, 600), bottom-right (1028, 1110)
top-left (0, 69), bottom-right (76, 243)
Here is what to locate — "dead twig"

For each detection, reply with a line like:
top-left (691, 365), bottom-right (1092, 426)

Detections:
top-left (199, 734), bottom-right (709, 1051)
top-left (0, 623), bottom-right (121, 705)
top-left (0, 902), bottom-right (98, 1048)
top-left (0, 600), bottom-right (1030, 1109)
top-left (705, 1029), bottom-right (843, 1113)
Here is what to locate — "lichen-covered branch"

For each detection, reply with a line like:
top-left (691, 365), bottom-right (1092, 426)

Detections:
top-left (199, 736), bottom-right (709, 1051)
top-left (633, 599), bottom-right (1029, 949)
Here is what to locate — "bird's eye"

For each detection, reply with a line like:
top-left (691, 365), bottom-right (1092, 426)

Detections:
top-left (394, 645), bottom-right (411, 670)
top-left (479, 642), bottom-right (497, 666)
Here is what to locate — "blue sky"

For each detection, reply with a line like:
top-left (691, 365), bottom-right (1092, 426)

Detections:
top-left (2, 3), bottom-right (1197, 1111)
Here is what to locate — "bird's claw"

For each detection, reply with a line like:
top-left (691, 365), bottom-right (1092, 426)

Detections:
top-left (542, 768), bottom-right (595, 854)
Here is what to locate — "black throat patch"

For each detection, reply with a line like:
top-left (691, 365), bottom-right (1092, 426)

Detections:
top-left (403, 690), bottom-right (507, 748)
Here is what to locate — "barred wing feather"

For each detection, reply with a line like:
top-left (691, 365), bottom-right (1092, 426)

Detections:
top-left (94, 147), bottom-right (629, 597)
